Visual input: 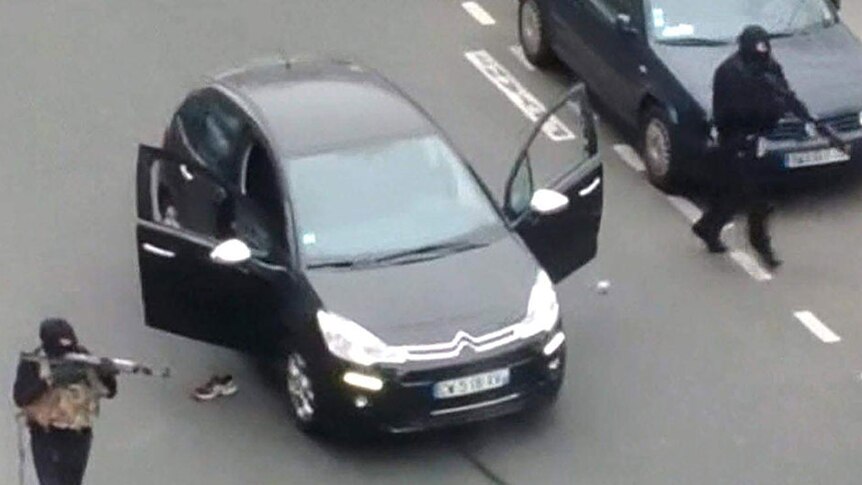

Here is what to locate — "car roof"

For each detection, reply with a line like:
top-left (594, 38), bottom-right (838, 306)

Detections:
top-left (212, 59), bottom-right (438, 159)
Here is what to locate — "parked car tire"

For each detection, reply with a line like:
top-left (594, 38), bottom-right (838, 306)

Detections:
top-left (640, 105), bottom-right (682, 192)
top-left (519, 0), bottom-right (556, 68)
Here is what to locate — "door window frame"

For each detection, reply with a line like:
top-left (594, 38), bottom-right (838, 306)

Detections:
top-left (504, 83), bottom-right (598, 223)
top-left (174, 88), bottom-right (249, 185)
top-left (139, 144), bottom-right (289, 264)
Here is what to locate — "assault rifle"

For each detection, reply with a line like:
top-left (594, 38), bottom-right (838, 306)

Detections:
top-left (19, 351), bottom-right (171, 379)
top-left (763, 73), bottom-right (850, 155)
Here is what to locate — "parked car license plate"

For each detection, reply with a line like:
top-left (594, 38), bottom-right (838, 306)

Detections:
top-left (785, 147), bottom-right (850, 169)
top-left (433, 368), bottom-right (510, 399)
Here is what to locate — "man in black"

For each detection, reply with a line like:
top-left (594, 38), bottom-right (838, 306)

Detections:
top-left (13, 319), bottom-right (118, 485)
top-left (693, 25), bottom-right (805, 269)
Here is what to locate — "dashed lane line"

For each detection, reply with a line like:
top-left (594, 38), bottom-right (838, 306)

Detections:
top-left (509, 45), bottom-right (536, 72)
top-left (794, 311), bottom-right (842, 343)
top-left (666, 195), bottom-right (701, 224)
top-left (612, 144), bottom-right (646, 172)
top-left (464, 50), bottom-right (576, 142)
top-left (729, 250), bottom-right (773, 282)
top-left (461, 1), bottom-right (496, 26)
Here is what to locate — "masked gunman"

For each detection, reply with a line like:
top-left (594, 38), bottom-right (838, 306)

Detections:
top-left (13, 319), bottom-right (118, 485)
top-left (693, 25), bottom-right (804, 269)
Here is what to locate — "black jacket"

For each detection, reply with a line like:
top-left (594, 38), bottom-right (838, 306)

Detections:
top-left (13, 346), bottom-right (118, 409)
top-left (713, 53), bottom-right (791, 143)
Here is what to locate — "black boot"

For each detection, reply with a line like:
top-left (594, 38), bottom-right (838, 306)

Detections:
top-left (692, 222), bottom-right (728, 254)
top-left (755, 247), bottom-right (782, 269)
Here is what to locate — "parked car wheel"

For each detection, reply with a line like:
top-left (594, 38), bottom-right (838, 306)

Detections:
top-left (519, 0), bottom-right (556, 67)
top-left (641, 106), bottom-right (681, 192)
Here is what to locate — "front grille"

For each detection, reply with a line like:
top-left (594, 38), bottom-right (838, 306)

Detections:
top-left (766, 113), bottom-right (861, 141)
top-left (824, 113), bottom-right (861, 133)
top-left (767, 121), bottom-right (807, 141)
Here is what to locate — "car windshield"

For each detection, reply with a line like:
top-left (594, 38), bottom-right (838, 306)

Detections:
top-left (284, 135), bottom-right (505, 266)
top-left (646, 0), bottom-right (837, 43)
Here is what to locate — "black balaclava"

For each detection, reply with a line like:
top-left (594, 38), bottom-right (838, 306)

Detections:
top-left (738, 25), bottom-right (772, 70)
top-left (39, 318), bottom-right (78, 357)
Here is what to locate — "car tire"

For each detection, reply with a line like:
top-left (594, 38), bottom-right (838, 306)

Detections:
top-left (519, 0), bottom-right (556, 68)
top-left (640, 106), bottom-right (682, 192)
top-left (284, 349), bottom-right (327, 434)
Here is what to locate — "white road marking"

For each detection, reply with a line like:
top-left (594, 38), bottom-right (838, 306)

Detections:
top-left (612, 144), bottom-right (646, 172)
top-left (461, 2), bottom-right (496, 25)
top-left (666, 195), bottom-right (702, 224)
top-left (729, 250), bottom-right (773, 282)
top-left (794, 311), bottom-right (841, 343)
top-left (464, 50), bottom-right (575, 142)
top-left (509, 45), bottom-right (536, 71)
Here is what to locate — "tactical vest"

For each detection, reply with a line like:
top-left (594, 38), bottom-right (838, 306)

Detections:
top-left (22, 352), bottom-right (108, 430)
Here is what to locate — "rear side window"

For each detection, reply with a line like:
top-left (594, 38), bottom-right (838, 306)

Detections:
top-left (177, 92), bottom-right (246, 182)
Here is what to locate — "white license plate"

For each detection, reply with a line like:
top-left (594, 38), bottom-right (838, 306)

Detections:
top-left (785, 148), bottom-right (850, 168)
top-left (433, 368), bottom-right (510, 399)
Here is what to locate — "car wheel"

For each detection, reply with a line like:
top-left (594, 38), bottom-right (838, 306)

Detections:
top-left (519, 0), bottom-right (556, 67)
top-left (640, 106), bottom-right (681, 192)
top-left (285, 351), bottom-right (325, 433)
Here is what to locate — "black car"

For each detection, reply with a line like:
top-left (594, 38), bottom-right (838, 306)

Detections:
top-left (519, 0), bottom-right (862, 190)
top-left (135, 59), bottom-right (603, 433)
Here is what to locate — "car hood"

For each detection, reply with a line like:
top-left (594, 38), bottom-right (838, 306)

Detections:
top-left (653, 25), bottom-right (862, 119)
top-left (306, 235), bottom-right (539, 347)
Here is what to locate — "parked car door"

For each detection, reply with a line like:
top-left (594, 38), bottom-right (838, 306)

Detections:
top-left (557, 0), bottom-right (646, 123)
top-left (551, 0), bottom-right (604, 86)
top-left (504, 84), bottom-right (603, 282)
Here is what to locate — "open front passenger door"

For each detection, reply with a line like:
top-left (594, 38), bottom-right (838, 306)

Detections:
top-left (504, 84), bottom-right (603, 283)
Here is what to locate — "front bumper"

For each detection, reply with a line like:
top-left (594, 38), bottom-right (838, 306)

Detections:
top-left (687, 121), bottom-right (862, 180)
top-left (751, 129), bottom-right (862, 174)
top-left (329, 334), bottom-right (566, 433)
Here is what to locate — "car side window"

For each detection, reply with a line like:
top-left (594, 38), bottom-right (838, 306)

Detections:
top-left (505, 157), bottom-right (535, 219)
top-left (176, 91), bottom-right (246, 184)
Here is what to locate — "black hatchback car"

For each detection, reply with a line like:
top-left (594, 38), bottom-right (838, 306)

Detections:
top-left (519, 0), bottom-right (862, 190)
top-left (135, 60), bottom-right (603, 433)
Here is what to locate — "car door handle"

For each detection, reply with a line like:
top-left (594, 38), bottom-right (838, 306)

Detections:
top-left (179, 164), bottom-right (195, 182)
top-left (578, 177), bottom-right (601, 197)
top-left (142, 243), bottom-right (176, 258)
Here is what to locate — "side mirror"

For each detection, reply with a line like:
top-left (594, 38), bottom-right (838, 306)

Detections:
top-left (210, 238), bottom-right (252, 265)
top-left (530, 189), bottom-right (569, 216)
top-left (615, 14), bottom-right (638, 37)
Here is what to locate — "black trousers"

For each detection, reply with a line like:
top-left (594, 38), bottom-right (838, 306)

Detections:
top-left (30, 427), bottom-right (92, 485)
top-left (696, 153), bottom-right (773, 253)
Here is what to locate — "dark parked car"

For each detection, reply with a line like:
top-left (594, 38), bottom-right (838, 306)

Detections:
top-left (135, 59), bottom-right (603, 433)
top-left (519, 0), bottom-right (862, 190)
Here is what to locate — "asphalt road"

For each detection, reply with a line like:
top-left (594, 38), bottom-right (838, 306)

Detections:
top-left (2, 1), bottom-right (862, 483)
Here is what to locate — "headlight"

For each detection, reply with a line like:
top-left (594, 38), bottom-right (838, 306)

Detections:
top-left (515, 271), bottom-right (560, 339)
top-left (317, 310), bottom-right (407, 366)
